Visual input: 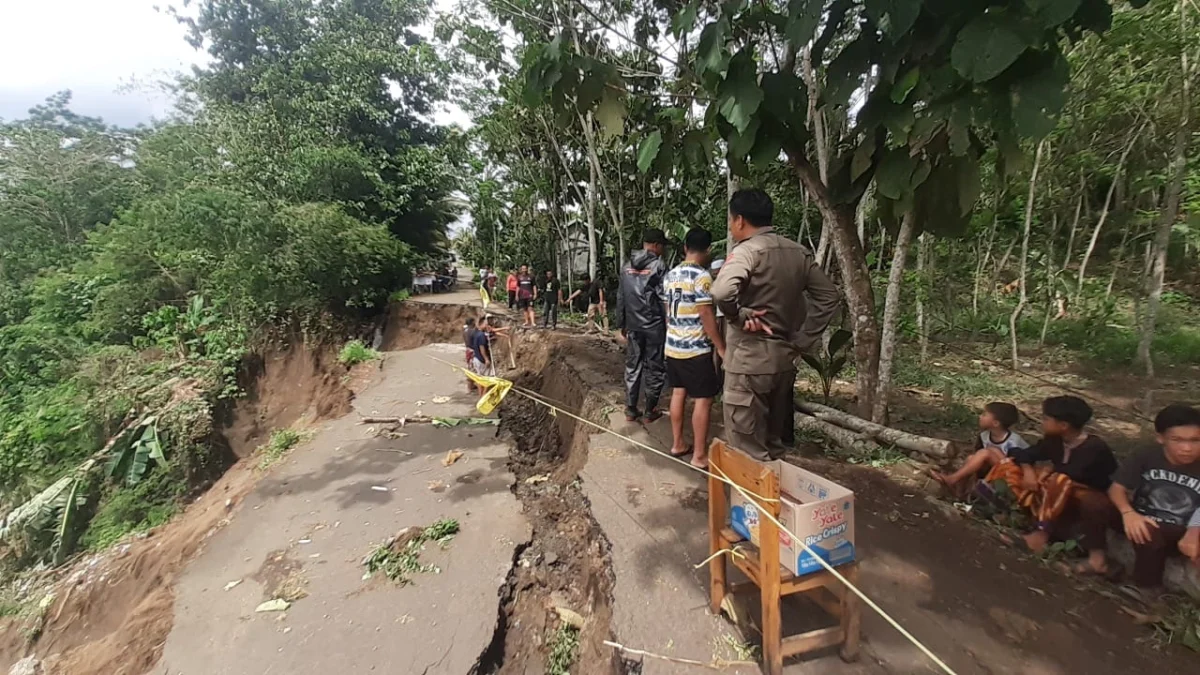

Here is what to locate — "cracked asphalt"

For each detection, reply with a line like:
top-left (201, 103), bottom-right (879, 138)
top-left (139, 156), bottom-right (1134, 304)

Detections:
top-left (155, 343), bottom-right (530, 674)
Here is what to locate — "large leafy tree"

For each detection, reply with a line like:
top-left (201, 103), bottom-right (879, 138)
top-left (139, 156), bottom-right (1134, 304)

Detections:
top-left (516, 0), bottom-right (1148, 414)
top-left (174, 0), bottom-right (467, 252)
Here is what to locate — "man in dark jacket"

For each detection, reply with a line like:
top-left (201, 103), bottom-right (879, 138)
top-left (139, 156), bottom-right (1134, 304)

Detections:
top-left (616, 228), bottom-right (669, 422)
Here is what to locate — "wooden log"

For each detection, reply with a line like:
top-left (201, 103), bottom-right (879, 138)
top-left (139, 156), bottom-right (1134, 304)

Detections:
top-left (793, 414), bottom-right (881, 454)
top-left (795, 401), bottom-right (954, 458)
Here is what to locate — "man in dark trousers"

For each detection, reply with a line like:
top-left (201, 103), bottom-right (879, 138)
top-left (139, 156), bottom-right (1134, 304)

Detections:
top-left (712, 189), bottom-right (840, 461)
top-left (615, 228), bottom-right (669, 422)
top-left (539, 270), bottom-right (563, 329)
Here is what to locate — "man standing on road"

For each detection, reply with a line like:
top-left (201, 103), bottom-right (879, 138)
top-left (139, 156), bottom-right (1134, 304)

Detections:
top-left (711, 189), bottom-right (840, 462)
top-left (540, 270), bottom-right (563, 329)
top-left (663, 228), bottom-right (725, 469)
top-left (516, 264), bottom-right (536, 327)
top-left (615, 228), bottom-right (669, 422)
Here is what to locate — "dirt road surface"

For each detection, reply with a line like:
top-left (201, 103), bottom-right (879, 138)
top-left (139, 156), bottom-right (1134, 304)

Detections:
top-left (156, 343), bottom-right (530, 674)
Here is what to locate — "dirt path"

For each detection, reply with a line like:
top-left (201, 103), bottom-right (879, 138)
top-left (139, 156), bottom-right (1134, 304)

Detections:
top-left (155, 343), bottom-right (530, 674)
top-left (510, 332), bottom-right (1198, 674)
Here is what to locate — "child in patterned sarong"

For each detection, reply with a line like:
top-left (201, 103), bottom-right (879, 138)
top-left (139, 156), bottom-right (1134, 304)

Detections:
top-left (980, 396), bottom-right (1118, 575)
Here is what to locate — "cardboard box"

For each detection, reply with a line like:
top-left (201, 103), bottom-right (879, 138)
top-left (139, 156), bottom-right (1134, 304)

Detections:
top-left (729, 461), bottom-right (856, 577)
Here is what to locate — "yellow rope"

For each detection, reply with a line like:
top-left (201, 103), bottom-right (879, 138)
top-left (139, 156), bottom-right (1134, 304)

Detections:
top-left (425, 354), bottom-right (957, 675)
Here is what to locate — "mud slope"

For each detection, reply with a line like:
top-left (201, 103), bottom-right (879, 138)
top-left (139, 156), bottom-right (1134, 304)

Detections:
top-left (0, 340), bottom-right (354, 675)
top-left (381, 300), bottom-right (478, 351)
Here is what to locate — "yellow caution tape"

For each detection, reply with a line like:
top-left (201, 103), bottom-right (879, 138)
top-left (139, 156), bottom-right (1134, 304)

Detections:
top-left (462, 369), bottom-right (512, 414)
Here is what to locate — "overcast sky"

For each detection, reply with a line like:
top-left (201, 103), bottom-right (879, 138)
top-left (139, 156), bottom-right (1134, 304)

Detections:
top-left (0, 0), bottom-right (469, 128)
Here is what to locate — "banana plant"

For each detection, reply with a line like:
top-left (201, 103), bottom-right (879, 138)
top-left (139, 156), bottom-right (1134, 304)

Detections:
top-left (799, 329), bottom-right (853, 405)
top-left (106, 417), bottom-right (167, 486)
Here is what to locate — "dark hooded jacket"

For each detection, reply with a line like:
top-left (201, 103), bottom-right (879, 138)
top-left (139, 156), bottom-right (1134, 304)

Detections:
top-left (615, 248), bottom-right (668, 332)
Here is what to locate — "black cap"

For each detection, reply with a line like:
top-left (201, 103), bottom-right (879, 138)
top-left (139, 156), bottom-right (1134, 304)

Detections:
top-left (643, 228), bottom-right (667, 245)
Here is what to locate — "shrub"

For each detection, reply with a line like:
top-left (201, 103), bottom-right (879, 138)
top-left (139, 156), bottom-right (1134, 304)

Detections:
top-left (339, 340), bottom-right (379, 366)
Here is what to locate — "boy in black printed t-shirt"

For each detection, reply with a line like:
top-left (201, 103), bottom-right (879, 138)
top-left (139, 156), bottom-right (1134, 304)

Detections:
top-left (1109, 404), bottom-right (1200, 588)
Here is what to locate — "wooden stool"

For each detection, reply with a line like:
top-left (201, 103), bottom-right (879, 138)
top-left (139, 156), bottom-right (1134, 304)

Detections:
top-left (707, 439), bottom-right (861, 674)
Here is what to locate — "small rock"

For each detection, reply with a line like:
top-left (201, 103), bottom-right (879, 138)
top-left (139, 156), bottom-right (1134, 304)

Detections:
top-left (544, 551), bottom-right (559, 566)
top-left (9, 657), bottom-right (41, 675)
top-left (255, 599), bottom-right (291, 613)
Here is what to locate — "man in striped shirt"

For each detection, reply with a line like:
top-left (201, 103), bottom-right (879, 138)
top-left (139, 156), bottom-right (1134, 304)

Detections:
top-left (663, 228), bottom-right (726, 469)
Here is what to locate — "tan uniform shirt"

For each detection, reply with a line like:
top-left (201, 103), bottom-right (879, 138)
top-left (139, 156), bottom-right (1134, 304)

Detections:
top-left (710, 227), bottom-right (840, 375)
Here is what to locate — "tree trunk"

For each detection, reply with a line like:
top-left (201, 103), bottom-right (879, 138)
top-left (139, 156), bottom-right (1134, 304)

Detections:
top-left (1076, 126), bottom-right (1141, 303)
top-left (1105, 221), bottom-right (1134, 301)
top-left (616, 190), bottom-right (626, 276)
top-left (802, 48), bottom-right (833, 269)
top-left (989, 234), bottom-right (1018, 296)
top-left (793, 414), bottom-right (882, 455)
top-left (916, 232), bottom-right (930, 364)
top-left (1062, 179), bottom-right (1084, 274)
top-left (1011, 140), bottom-right (1046, 369)
top-left (1040, 214), bottom-right (1060, 345)
top-left (1137, 131), bottom-right (1188, 376)
top-left (973, 181), bottom-right (1003, 314)
top-left (871, 210), bottom-right (916, 424)
top-left (797, 401), bottom-right (954, 458)
top-left (585, 148), bottom-right (599, 279)
top-left (790, 155), bottom-right (879, 418)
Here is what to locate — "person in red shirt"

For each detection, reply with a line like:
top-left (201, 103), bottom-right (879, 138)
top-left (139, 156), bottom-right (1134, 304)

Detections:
top-left (505, 270), bottom-right (518, 309)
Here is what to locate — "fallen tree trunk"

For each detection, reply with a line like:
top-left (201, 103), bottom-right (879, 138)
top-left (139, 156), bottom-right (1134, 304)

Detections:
top-left (793, 414), bottom-right (882, 454)
top-left (795, 401), bottom-right (954, 458)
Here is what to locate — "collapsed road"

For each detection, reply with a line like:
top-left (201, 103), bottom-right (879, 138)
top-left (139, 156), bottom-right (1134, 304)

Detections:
top-left (6, 298), bottom-right (1198, 675)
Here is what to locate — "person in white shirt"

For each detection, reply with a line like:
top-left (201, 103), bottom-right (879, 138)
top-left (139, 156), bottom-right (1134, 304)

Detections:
top-left (931, 401), bottom-right (1029, 498)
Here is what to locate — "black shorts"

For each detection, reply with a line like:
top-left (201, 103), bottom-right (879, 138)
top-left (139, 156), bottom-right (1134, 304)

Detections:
top-left (667, 355), bottom-right (720, 399)
top-left (517, 297), bottom-right (532, 310)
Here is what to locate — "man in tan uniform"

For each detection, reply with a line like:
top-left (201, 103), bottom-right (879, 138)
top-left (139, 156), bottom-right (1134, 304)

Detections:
top-left (711, 188), bottom-right (840, 461)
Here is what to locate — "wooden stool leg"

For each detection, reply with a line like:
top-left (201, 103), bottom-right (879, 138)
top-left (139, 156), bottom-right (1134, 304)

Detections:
top-left (708, 469), bottom-right (727, 614)
top-left (761, 519), bottom-right (783, 675)
top-left (839, 565), bottom-right (862, 662)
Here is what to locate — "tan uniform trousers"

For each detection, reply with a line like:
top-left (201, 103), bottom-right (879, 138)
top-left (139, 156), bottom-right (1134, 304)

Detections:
top-left (722, 369), bottom-right (796, 462)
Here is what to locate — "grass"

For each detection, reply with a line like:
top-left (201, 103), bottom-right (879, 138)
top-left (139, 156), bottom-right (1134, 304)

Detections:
top-left (0, 597), bottom-right (22, 618)
top-left (363, 518), bottom-right (460, 586)
top-left (338, 339), bottom-right (379, 366)
top-left (546, 623), bottom-right (580, 675)
top-left (1149, 597), bottom-right (1200, 652)
top-left (825, 443), bottom-right (910, 469)
top-left (257, 428), bottom-right (310, 470)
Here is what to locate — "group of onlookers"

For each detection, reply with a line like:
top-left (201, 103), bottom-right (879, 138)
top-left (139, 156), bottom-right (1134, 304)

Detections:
top-left (614, 189), bottom-right (840, 468)
top-left (475, 264), bottom-right (609, 332)
top-left (932, 398), bottom-right (1200, 591)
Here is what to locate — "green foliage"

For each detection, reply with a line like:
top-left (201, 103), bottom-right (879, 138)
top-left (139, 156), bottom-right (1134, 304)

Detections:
top-left (1150, 599), bottom-right (1200, 652)
top-left (0, 0), bottom-right (463, 569)
top-left (546, 623), bottom-right (580, 675)
top-left (79, 467), bottom-right (180, 553)
top-left (800, 330), bottom-right (854, 405)
top-left (363, 518), bottom-right (460, 585)
top-left (105, 418), bottom-right (167, 487)
top-left (257, 429), bottom-right (310, 471)
top-left (338, 340), bottom-right (380, 366)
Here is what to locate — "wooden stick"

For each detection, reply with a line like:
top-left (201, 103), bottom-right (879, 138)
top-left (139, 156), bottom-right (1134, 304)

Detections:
top-left (602, 640), bottom-right (757, 670)
top-left (795, 402), bottom-right (954, 458)
top-left (359, 416), bottom-right (434, 425)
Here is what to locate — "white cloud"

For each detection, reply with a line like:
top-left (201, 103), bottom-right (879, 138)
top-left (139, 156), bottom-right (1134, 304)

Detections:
top-left (0, 0), bottom-right (470, 128)
top-left (0, 0), bottom-right (203, 124)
